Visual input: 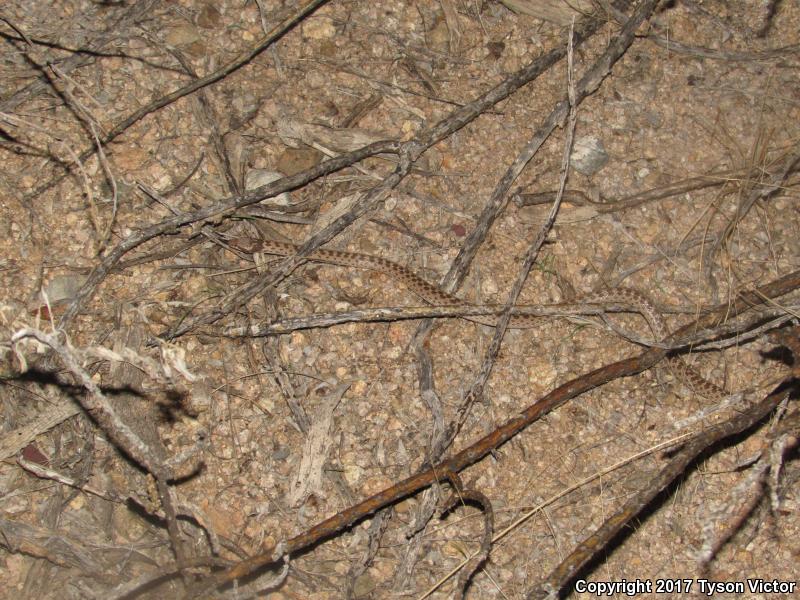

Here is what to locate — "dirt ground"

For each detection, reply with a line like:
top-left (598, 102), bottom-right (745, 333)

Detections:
top-left (1, 1), bottom-right (798, 598)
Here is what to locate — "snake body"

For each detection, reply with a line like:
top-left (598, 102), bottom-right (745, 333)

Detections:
top-left (235, 238), bottom-right (725, 399)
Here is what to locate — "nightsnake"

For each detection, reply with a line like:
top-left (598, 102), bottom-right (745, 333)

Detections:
top-left (233, 238), bottom-right (726, 399)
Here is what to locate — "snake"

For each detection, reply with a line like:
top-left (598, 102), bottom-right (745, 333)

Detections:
top-left (232, 237), bottom-right (726, 399)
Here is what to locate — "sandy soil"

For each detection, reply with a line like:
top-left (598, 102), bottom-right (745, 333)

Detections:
top-left (0, 1), bottom-right (798, 598)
